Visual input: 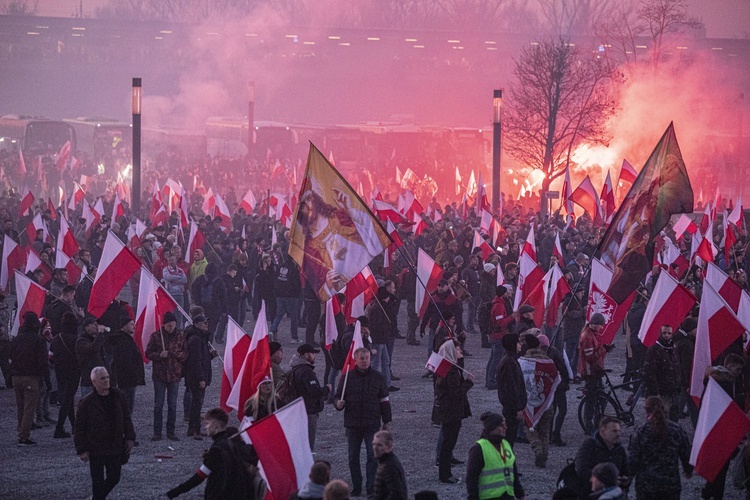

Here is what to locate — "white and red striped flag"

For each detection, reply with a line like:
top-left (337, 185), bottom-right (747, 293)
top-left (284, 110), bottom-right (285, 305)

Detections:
top-left (185, 220), bottom-right (207, 264)
top-left (81, 201), bottom-right (101, 237)
top-left (47, 198), bottom-right (57, 221)
top-left (600, 170), bottom-right (616, 221)
top-left (341, 319), bottom-right (365, 373)
top-left (1, 235), bottom-right (26, 292)
top-left (705, 263), bottom-right (750, 331)
top-left (553, 232), bottom-right (564, 264)
top-left (416, 248), bottom-right (442, 318)
top-left (243, 398), bottom-right (314, 500)
top-left (637, 271), bottom-right (697, 347)
top-left (10, 270), bottom-right (47, 336)
top-left (57, 214), bottom-right (79, 258)
top-left (134, 268), bottom-right (178, 362)
top-left (524, 264), bottom-right (570, 328)
top-left (226, 302), bottom-right (271, 415)
top-left (562, 165), bottom-right (574, 215)
top-left (373, 199), bottom-right (406, 224)
top-left (426, 351), bottom-right (453, 378)
top-left (513, 252), bottom-right (545, 311)
top-left (690, 376), bottom-right (750, 482)
top-left (238, 187), bottom-right (257, 215)
top-left (569, 175), bottom-right (602, 223)
top-left (87, 231), bottom-right (142, 318)
top-left (178, 187), bottom-right (189, 228)
top-left (618, 159), bottom-right (638, 185)
top-left (111, 192), bottom-right (125, 223)
top-left (728, 196), bottom-right (744, 230)
top-left (150, 180), bottom-right (163, 221)
top-left (662, 237), bottom-right (690, 278)
top-left (521, 222), bottom-right (536, 261)
top-left (672, 214), bottom-right (698, 241)
top-left (472, 230), bottom-right (495, 261)
top-left (690, 281), bottom-right (746, 404)
top-left (343, 266), bottom-right (378, 323)
top-left (220, 316), bottom-right (252, 412)
top-left (586, 258), bottom-right (635, 345)
top-left (127, 218), bottom-right (147, 249)
top-left (24, 212), bottom-right (48, 243)
top-left (68, 182), bottom-right (85, 211)
top-left (212, 192), bottom-right (233, 233)
top-left (496, 263), bottom-right (506, 287)
top-left (18, 185), bottom-right (34, 218)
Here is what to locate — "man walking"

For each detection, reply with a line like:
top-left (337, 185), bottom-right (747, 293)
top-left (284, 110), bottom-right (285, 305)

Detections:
top-left (289, 343), bottom-right (330, 450)
top-left (642, 325), bottom-right (682, 421)
top-left (334, 348), bottom-right (392, 497)
top-left (145, 312), bottom-right (187, 441)
top-left (10, 311), bottom-right (48, 446)
top-left (496, 333), bottom-right (525, 449)
top-left (75, 366), bottom-right (136, 500)
top-left (372, 430), bottom-right (408, 500)
top-left (104, 317), bottom-right (145, 417)
top-left (184, 315), bottom-right (216, 439)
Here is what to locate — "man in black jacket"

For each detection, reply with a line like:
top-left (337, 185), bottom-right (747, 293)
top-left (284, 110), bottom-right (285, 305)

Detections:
top-left (575, 416), bottom-right (630, 499)
top-left (50, 312), bottom-right (81, 438)
top-left (76, 317), bottom-right (107, 397)
top-left (184, 315), bottom-right (216, 439)
top-left (104, 317), bottom-right (145, 418)
top-left (496, 333), bottom-right (525, 449)
top-left (372, 430), bottom-right (407, 500)
top-left (270, 253), bottom-right (302, 343)
top-left (642, 325), bottom-right (682, 421)
top-left (334, 347), bottom-right (391, 497)
top-left (289, 343), bottom-right (330, 451)
top-left (75, 366), bottom-right (136, 500)
top-left (9, 311), bottom-right (48, 446)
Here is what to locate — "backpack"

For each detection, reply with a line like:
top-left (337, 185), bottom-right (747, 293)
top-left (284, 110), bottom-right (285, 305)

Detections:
top-left (275, 366), bottom-right (301, 406)
top-left (217, 437), bottom-right (268, 500)
top-left (477, 301), bottom-right (491, 334)
top-left (200, 276), bottom-right (220, 307)
top-left (556, 459), bottom-right (583, 496)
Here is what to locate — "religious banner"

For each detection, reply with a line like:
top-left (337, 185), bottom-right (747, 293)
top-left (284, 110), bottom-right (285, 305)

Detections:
top-left (518, 357), bottom-right (560, 429)
top-left (289, 143), bottom-right (392, 302)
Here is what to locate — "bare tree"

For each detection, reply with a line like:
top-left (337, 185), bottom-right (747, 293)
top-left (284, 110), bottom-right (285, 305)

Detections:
top-left (594, 0), bottom-right (643, 64)
top-left (1, 0), bottom-right (37, 16)
top-left (432, 0), bottom-right (508, 31)
top-left (537, 0), bottom-right (615, 36)
top-left (504, 38), bottom-right (620, 213)
top-left (637, 0), bottom-right (702, 68)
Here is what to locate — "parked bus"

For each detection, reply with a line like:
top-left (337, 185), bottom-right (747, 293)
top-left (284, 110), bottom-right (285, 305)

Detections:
top-left (0, 115), bottom-right (75, 156)
top-left (62, 117), bottom-right (131, 166)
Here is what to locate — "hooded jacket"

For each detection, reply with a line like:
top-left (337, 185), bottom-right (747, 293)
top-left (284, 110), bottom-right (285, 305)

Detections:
top-left (188, 249), bottom-right (208, 288)
top-left (184, 324), bottom-right (213, 389)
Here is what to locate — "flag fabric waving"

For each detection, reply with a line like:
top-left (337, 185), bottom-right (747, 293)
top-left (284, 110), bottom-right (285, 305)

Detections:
top-left (690, 377), bottom-right (750, 482)
top-left (226, 302), bottom-right (271, 414)
top-left (87, 231), bottom-right (142, 318)
top-left (618, 159), bottom-right (638, 185)
top-left (586, 258), bottom-right (635, 345)
top-left (597, 123), bottom-right (693, 304)
top-left (10, 271), bottom-right (47, 336)
top-left (569, 175), bottom-right (602, 222)
top-left (134, 268), bottom-right (178, 362)
top-left (1, 235), bottom-right (26, 292)
top-left (243, 398), bottom-right (314, 500)
top-left (341, 320), bottom-right (365, 373)
top-left (289, 143), bottom-right (392, 302)
top-left (637, 271), bottom-right (697, 347)
top-left (518, 357), bottom-right (560, 428)
top-left (185, 220), bottom-right (207, 264)
top-left (415, 248), bottom-right (442, 318)
top-left (220, 316), bottom-right (252, 412)
top-left (426, 351), bottom-right (453, 378)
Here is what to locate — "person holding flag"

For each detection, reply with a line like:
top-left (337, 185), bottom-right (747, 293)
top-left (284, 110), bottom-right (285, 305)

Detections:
top-left (334, 345), bottom-right (391, 498)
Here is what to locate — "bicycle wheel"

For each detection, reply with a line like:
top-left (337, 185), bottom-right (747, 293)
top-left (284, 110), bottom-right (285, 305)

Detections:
top-left (578, 393), bottom-right (618, 434)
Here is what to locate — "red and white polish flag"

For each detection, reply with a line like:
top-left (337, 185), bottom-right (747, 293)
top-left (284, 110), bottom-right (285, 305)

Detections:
top-left (690, 281), bottom-right (746, 404)
top-left (344, 266), bottom-right (377, 323)
top-left (472, 230), bottom-right (495, 261)
top-left (185, 220), bottom-right (207, 264)
top-left (68, 182), bottom-right (85, 211)
top-left (134, 268), bottom-right (178, 362)
top-left (25, 212), bottom-right (48, 243)
top-left (373, 200), bottom-right (405, 224)
top-left (127, 218), bottom-right (147, 249)
top-left (324, 295), bottom-right (342, 349)
top-left (618, 159), bottom-right (638, 184)
top-left (690, 376), bottom-right (750, 482)
top-left (10, 270), bottom-right (47, 336)
top-left (243, 398), bottom-right (314, 500)
top-left (553, 232), bottom-right (564, 264)
top-left (672, 214), bottom-right (698, 241)
top-left (82, 201), bottom-right (101, 237)
top-left (341, 319), bottom-right (366, 373)
top-left (226, 302), bottom-right (271, 415)
top-left (220, 316), bottom-right (252, 412)
top-left (637, 271), bottom-right (697, 347)
top-left (57, 214), bottom-right (80, 258)
top-left (426, 351), bottom-right (453, 378)
top-left (238, 187), bottom-right (257, 215)
top-left (1, 235), bottom-right (26, 292)
top-left (416, 248), bottom-right (443, 318)
top-left (513, 252), bottom-right (545, 311)
top-left (521, 222), bottom-right (536, 261)
top-left (18, 185), bottom-right (34, 217)
top-left (87, 231), bottom-right (142, 318)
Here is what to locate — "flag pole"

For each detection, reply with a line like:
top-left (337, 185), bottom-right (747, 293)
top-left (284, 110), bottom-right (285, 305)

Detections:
top-left (339, 367), bottom-right (351, 401)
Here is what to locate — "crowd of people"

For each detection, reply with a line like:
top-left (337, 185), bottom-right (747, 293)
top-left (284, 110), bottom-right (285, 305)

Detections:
top-left (3, 145), bottom-right (750, 499)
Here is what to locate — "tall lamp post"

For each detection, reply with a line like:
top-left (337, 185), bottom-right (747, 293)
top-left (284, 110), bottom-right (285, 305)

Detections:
top-left (492, 89), bottom-right (503, 213)
top-left (247, 81), bottom-right (255, 161)
top-left (132, 78), bottom-right (142, 218)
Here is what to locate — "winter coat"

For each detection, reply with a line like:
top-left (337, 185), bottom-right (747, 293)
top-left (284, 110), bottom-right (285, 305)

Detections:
top-left (289, 356), bottom-right (329, 415)
top-left (434, 366), bottom-right (473, 423)
top-left (145, 327), bottom-right (188, 383)
top-left (673, 330), bottom-right (695, 389)
top-left (75, 331), bottom-right (106, 387)
top-left (184, 325), bottom-right (213, 389)
top-left (50, 327), bottom-right (80, 379)
top-left (373, 452), bottom-right (408, 500)
top-left (192, 267), bottom-right (228, 317)
top-left (578, 326), bottom-right (607, 379)
top-left (420, 290), bottom-right (462, 334)
top-left (628, 419), bottom-right (692, 498)
top-left (274, 258), bottom-right (301, 298)
top-left (252, 266), bottom-right (277, 320)
top-left (643, 340), bottom-right (681, 396)
top-left (335, 366), bottom-right (392, 429)
top-left (489, 295), bottom-right (514, 340)
top-left (162, 264), bottom-right (188, 296)
top-left (188, 256), bottom-right (208, 288)
top-left (74, 387), bottom-right (136, 456)
top-left (104, 330), bottom-right (146, 389)
top-left (563, 294), bottom-right (586, 340)
top-left (368, 293), bottom-right (398, 345)
top-left (9, 326), bottom-right (49, 378)
top-left (575, 431), bottom-right (630, 499)
top-left (497, 352), bottom-right (526, 413)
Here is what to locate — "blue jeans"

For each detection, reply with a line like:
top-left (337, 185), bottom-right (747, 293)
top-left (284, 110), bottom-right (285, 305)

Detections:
top-left (153, 380), bottom-right (179, 437)
top-left (346, 426), bottom-right (378, 494)
top-left (270, 297), bottom-right (300, 339)
top-left (370, 343), bottom-right (391, 387)
top-left (426, 328), bottom-right (436, 358)
top-left (485, 339), bottom-right (505, 389)
top-left (564, 336), bottom-right (579, 377)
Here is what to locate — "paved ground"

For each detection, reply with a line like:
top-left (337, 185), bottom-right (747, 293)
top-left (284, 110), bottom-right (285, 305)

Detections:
top-left (0, 300), bottom-right (743, 499)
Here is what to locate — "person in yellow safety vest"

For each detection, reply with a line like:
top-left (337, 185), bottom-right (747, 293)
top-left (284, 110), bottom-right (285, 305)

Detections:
top-left (466, 412), bottom-right (525, 500)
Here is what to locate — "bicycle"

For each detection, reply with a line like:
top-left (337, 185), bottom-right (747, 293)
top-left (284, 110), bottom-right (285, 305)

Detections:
top-left (577, 369), bottom-right (644, 434)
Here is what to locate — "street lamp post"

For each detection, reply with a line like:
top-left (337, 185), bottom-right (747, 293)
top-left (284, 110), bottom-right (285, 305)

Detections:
top-left (132, 78), bottom-right (142, 218)
top-left (492, 89), bottom-right (503, 213)
top-left (247, 81), bottom-right (255, 161)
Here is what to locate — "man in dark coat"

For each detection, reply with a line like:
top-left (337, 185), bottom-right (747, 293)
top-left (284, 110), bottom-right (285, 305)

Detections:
top-left (75, 317), bottom-right (107, 397)
top-left (575, 416), bottom-right (630, 499)
top-left (50, 312), bottom-right (81, 438)
top-left (372, 430), bottom-right (408, 500)
top-left (75, 366), bottom-right (136, 500)
top-left (496, 333), bottom-right (525, 448)
top-left (642, 325), bottom-right (682, 421)
top-left (191, 263), bottom-right (227, 343)
top-left (289, 343), bottom-right (330, 451)
top-left (104, 317), bottom-right (145, 417)
top-left (184, 315), bottom-right (216, 438)
top-left (334, 347), bottom-right (392, 497)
